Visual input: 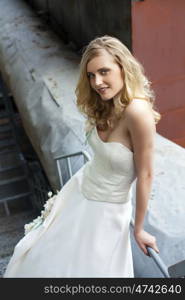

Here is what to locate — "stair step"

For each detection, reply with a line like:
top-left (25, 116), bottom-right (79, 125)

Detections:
top-left (0, 137), bottom-right (15, 146)
top-left (0, 175), bottom-right (27, 186)
top-left (0, 149), bottom-right (18, 155)
top-left (0, 152), bottom-right (20, 166)
top-left (0, 124), bottom-right (12, 133)
top-left (0, 134), bottom-right (13, 142)
top-left (0, 145), bottom-right (17, 154)
top-left (0, 163), bottom-right (22, 172)
top-left (0, 179), bottom-right (30, 200)
top-left (0, 166), bottom-right (25, 182)
top-left (0, 133), bottom-right (12, 141)
top-left (0, 118), bottom-right (10, 126)
top-left (0, 140), bottom-right (17, 152)
top-left (0, 92), bottom-right (12, 99)
top-left (0, 140), bottom-right (16, 155)
top-left (0, 111), bottom-right (9, 119)
top-left (0, 192), bottom-right (32, 203)
top-left (0, 152), bottom-right (20, 170)
top-left (0, 112), bottom-right (19, 122)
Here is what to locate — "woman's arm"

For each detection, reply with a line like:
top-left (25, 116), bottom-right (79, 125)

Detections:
top-left (125, 99), bottom-right (159, 255)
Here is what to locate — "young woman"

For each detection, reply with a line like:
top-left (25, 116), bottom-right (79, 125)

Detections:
top-left (4, 35), bottom-right (160, 278)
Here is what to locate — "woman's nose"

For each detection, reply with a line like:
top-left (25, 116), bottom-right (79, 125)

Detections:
top-left (94, 75), bottom-right (103, 86)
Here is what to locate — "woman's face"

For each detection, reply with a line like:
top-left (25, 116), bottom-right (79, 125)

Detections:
top-left (86, 49), bottom-right (124, 101)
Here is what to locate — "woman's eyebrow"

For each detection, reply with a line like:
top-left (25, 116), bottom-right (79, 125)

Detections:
top-left (87, 67), bottom-right (110, 74)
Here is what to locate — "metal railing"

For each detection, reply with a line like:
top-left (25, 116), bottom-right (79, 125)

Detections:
top-left (26, 159), bottom-right (53, 211)
top-left (130, 219), bottom-right (170, 277)
top-left (54, 150), bottom-right (91, 188)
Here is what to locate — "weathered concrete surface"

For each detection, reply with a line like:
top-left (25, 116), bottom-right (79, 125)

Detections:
top-left (0, 0), bottom-right (87, 192)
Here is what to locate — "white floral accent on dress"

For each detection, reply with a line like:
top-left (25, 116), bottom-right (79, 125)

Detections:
top-left (24, 190), bottom-right (59, 235)
top-left (84, 119), bottom-right (95, 145)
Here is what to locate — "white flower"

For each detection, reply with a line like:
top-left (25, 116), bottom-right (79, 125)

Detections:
top-left (48, 191), bottom-right (53, 197)
top-left (24, 192), bottom-right (58, 235)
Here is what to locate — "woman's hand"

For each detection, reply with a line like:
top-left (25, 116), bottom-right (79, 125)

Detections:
top-left (134, 229), bottom-right (160, 256)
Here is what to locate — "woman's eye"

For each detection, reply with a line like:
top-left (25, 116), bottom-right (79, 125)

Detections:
top-left (87, 70), bottom-right (108, 78)
top-left (101, 70), bottom-right (108, 75)
top-left (87, 73), bottom-right (94, 79)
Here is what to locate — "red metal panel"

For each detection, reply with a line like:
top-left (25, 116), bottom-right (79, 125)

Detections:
top-left (132, 0), bottom-right (185, 147)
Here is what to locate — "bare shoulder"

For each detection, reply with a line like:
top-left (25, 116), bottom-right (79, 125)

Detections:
top-left (125, 99), bottom-right (152, 115)
top-left (124, 99), bottom-right (155, 127)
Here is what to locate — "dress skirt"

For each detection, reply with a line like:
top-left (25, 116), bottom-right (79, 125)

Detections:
top-left (4, 165), bottom-right (134, 278)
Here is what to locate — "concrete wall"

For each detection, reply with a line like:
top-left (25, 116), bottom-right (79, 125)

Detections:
top-left (132, 0), bottom-right (185, 147)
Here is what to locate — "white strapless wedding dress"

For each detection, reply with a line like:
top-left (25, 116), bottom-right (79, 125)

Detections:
top-left (4, 126), bottom-right (136, 278)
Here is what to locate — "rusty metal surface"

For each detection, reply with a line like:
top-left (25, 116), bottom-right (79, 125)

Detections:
top-left (132, 0), bottom-right (185, 147)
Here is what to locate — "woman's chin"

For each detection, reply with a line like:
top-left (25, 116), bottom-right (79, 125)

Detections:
top-left (100, 95), bottom-right (113, 101)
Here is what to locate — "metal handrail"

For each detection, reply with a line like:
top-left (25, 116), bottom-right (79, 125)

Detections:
top-left (130, 218), bottom-right (170, 278)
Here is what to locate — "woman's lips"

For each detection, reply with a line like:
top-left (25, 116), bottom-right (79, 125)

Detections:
top-left (98, 87), bottom-right (109, 94)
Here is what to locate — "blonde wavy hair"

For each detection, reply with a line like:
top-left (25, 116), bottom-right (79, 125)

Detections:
top-left (75, 35), bottom-right (161, 131)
